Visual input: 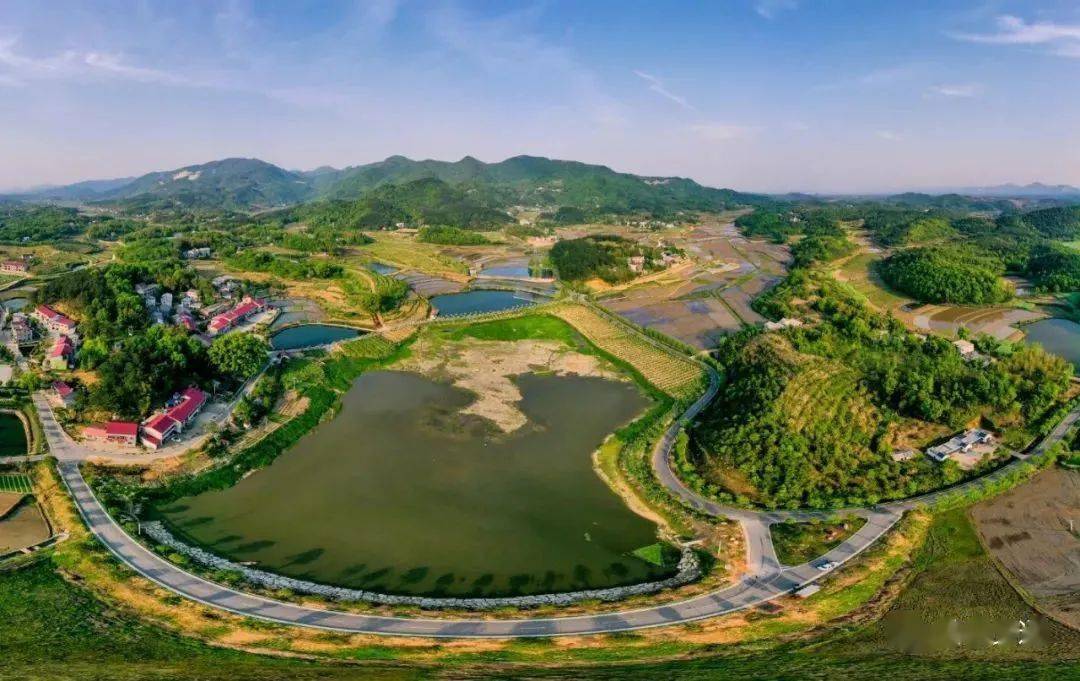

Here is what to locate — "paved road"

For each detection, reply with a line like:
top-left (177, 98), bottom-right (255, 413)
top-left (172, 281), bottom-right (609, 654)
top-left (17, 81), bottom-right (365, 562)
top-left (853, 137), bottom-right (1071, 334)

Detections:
top-left (56, 458), bottom-right (899, 637)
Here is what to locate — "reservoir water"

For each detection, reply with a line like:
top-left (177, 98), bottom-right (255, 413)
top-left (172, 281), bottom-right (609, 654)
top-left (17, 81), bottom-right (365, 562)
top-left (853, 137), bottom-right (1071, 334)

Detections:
top-left (269, 324), bottom-right (361, 350)
top-left (159, 370), bottom-right (670, 597)
top-left (430, 290), bottom-right (541, 317)
top-left (1024, 318), bottom-right (1080, 370)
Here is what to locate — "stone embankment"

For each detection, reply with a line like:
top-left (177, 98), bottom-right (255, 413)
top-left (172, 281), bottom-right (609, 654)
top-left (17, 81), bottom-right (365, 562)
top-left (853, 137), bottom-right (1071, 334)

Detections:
top-left (143, 521), bottom-right (701, 610)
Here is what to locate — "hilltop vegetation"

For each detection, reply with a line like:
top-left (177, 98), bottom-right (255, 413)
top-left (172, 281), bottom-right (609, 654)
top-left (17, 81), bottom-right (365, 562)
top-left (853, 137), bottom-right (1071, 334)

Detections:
top-left (689, 268), bottom-right (1073, 509)
top-left (550, 234), bottom-right (661, 283)
top-left (879, 246), bottom-right (1013, 304)
top-left (417, 225), bottom-right (490, 245)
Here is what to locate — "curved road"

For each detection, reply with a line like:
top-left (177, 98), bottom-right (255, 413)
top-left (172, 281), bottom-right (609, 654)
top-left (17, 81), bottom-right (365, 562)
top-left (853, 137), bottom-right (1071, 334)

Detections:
top-left (35, 343), bottom-right (1080, 637)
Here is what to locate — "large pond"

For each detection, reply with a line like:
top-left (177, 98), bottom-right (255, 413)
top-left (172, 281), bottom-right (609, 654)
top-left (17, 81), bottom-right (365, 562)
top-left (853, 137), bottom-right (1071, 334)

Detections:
top-left (430, 289), bottom-right (542, 317)
top-left (0, 414), bottom-right (27, 457)
top-left (159, 370), bottom-right (671, 597)
top-left (1024, 318), bottom-right (1080, 370)
top-left (270, 324), bottom-right (362, 350)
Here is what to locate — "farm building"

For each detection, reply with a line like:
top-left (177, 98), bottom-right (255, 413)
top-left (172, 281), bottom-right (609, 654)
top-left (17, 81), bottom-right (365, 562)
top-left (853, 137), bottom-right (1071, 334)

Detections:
top-left (927, 429), bottom-right (995, 463)
top-left (51, 381), bottom-right (75, 407)
top-left (33, 305), bottom-right (78, 336)
top-left (207, 296), bottom-right (266, 336)
top-left (0, 259), bottom-right (28, 273)
top-left (45, 335), bottom-right (74, 370)
top-left (83, 421), bottom-right (139, 446)
top-left (140, 386), bottom-right (208, 449)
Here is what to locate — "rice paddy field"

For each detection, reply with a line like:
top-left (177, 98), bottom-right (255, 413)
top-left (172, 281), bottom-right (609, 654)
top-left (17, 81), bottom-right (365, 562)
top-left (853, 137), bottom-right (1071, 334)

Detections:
top-left (598, 219), bottom-right (784, 349)
top-left (0, 474), bottom-right (32, 495)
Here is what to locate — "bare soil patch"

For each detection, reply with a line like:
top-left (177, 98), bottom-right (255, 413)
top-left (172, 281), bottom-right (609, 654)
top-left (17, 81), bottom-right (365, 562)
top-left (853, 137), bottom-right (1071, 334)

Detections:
top-left (972, 468), bottom-right (1080, 629)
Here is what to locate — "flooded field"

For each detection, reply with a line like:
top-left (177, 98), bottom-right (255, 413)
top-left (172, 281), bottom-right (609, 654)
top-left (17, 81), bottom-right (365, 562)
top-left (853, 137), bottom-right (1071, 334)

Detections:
top-left (159, 370), bottom-right (672, 597)
top-left (396, 271), bottom-right (465, 297)
top-left (911, 304), bottom-right (1044, 340)
top-left (973, 469), bottom-right (1080, 629)
top-left (599, 221), bottom-right (784, 348)
top-left (0, 498), bottom-right (50, 553)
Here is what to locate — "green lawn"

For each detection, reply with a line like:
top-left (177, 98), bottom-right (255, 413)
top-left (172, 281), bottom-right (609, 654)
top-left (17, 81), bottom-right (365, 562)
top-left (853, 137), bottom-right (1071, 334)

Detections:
top-left (771, 516), bottom-right (867, 566)
top-left (435, 314), bottom-right (583, 346)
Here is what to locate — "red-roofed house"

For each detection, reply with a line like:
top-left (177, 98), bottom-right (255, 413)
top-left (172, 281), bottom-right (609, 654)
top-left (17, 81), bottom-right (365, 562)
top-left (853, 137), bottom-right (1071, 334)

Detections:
top-left (83, 421), bottom-right (138, 446)
top-left (0, 259), bottom-right (28, 274)
top-left (52, 380), bottom-right (75, 407)
top-left (33, 305), bottom-right (78, 336)
top-left (46, 335), bottom-right (74, 370)
top-left (207, 296), bottom-right (265, 336)
top-left (140, 386), bottom-right (209, 449)
top-left (177, 313), bottom-right (198, 332)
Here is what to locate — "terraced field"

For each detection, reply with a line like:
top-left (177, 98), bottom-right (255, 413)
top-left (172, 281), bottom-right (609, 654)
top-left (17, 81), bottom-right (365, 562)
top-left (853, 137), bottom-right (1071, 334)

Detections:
top-left (552, 304), bottom-right (704, 397)
top-left (778, 363), bottom-right (880, 435)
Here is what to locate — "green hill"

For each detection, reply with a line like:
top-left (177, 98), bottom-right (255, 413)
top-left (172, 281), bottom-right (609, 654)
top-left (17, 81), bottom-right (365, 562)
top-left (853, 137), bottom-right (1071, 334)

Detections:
top-left (98, 158), bottom-right (314, 211)
top-left (316, 154), bottom-right (767, 214)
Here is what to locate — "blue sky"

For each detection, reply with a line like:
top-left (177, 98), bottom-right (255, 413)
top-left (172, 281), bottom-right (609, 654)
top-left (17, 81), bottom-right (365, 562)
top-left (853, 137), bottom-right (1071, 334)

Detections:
top-left (1, 1), bottom-right (1078, 193)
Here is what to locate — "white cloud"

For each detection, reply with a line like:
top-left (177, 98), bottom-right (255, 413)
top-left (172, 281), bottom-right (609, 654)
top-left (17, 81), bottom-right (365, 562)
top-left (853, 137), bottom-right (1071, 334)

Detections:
top-left (634, 70), bottom-right (696, 111)
top-left (0, 36), bottom-right (191, 86)
top-left (928, 83), bottom-right (981, 98)
top-left (875, 130), bottom-right (901, 141)
top-left (951, 14), bottom-right (1080, 58)
top-left (753, 0), bottom-right (798, 20)
top-left (690, 122), bottom-right (760, 142)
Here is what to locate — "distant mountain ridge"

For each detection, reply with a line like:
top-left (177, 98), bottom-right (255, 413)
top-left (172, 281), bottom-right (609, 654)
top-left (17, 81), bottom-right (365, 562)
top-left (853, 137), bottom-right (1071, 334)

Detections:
top-left (12, 155), bottom-right (769, 214)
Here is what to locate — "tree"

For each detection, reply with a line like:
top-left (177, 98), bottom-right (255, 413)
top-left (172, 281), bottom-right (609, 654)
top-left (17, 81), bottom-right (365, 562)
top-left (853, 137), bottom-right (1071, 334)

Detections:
top-left (209, 333), bottom-right (268, 379)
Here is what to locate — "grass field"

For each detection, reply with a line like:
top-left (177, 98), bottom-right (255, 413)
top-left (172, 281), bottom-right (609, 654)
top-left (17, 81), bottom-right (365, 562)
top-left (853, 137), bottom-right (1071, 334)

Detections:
top-left (771, 516), bottom-right (868, 566)
top-left (0, 474), bottom-right (32, 494)
top-left (835, 253), bottom-right (910, 311)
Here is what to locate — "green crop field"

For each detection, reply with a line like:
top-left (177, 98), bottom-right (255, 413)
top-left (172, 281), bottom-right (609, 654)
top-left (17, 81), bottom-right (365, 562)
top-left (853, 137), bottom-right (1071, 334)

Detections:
top-left (0, 475), bottom-right (31, 494)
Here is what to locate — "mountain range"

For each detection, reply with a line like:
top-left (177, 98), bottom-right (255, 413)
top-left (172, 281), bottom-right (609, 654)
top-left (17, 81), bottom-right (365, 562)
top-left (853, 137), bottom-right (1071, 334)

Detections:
top-left (5, 155), bottom-right (767, 215)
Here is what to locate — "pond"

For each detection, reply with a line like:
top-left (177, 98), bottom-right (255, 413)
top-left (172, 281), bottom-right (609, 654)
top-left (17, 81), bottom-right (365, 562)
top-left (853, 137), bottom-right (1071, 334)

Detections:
top-left (1024, 318), bottom-right (1080, 370)
top-left (0, 413), bottom-right (27, 457)
top-left (159, 370), bottom-right (671, 597)
top-left (1, 297), bottom-right (28, 311)
top-left (269, 324), bottom-right (362, 350)
top-left (430, 289), bottom-right (542, 317)
top-left (366, 262), bottom-right (398, 275)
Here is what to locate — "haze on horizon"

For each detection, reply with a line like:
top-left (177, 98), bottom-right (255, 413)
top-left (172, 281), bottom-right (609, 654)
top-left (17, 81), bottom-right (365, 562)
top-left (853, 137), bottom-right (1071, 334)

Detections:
top-left (1, 0), bottom-right (1078, 194)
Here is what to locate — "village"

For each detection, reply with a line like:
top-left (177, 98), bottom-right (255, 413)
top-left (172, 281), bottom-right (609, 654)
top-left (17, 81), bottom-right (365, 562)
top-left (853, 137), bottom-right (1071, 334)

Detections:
top-left (1, 272), bottom-right (276, 456)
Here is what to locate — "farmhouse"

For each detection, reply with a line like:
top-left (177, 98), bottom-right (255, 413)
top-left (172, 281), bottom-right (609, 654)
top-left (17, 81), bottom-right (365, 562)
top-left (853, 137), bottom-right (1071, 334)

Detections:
top-left (926, 429), bottom-right (996, 463)
top-left (51, 380), bottom-right (75, 407)
top-left (183, 247), bottom-right (211, 259)
top-left (207, 296), bottom-right (266, 336)
top-left (45, 335), bottom-right (74, 370)
top-left (83, 421), bottom-right (139, 446)
top-left (952, 339), bottom-right (985, 362)
top-left (0, 259), bottom-right (28, 274)
top-left (140, 386), bottom-right (208, 449)
top-left (33, 304), bottom-right (78, 336)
